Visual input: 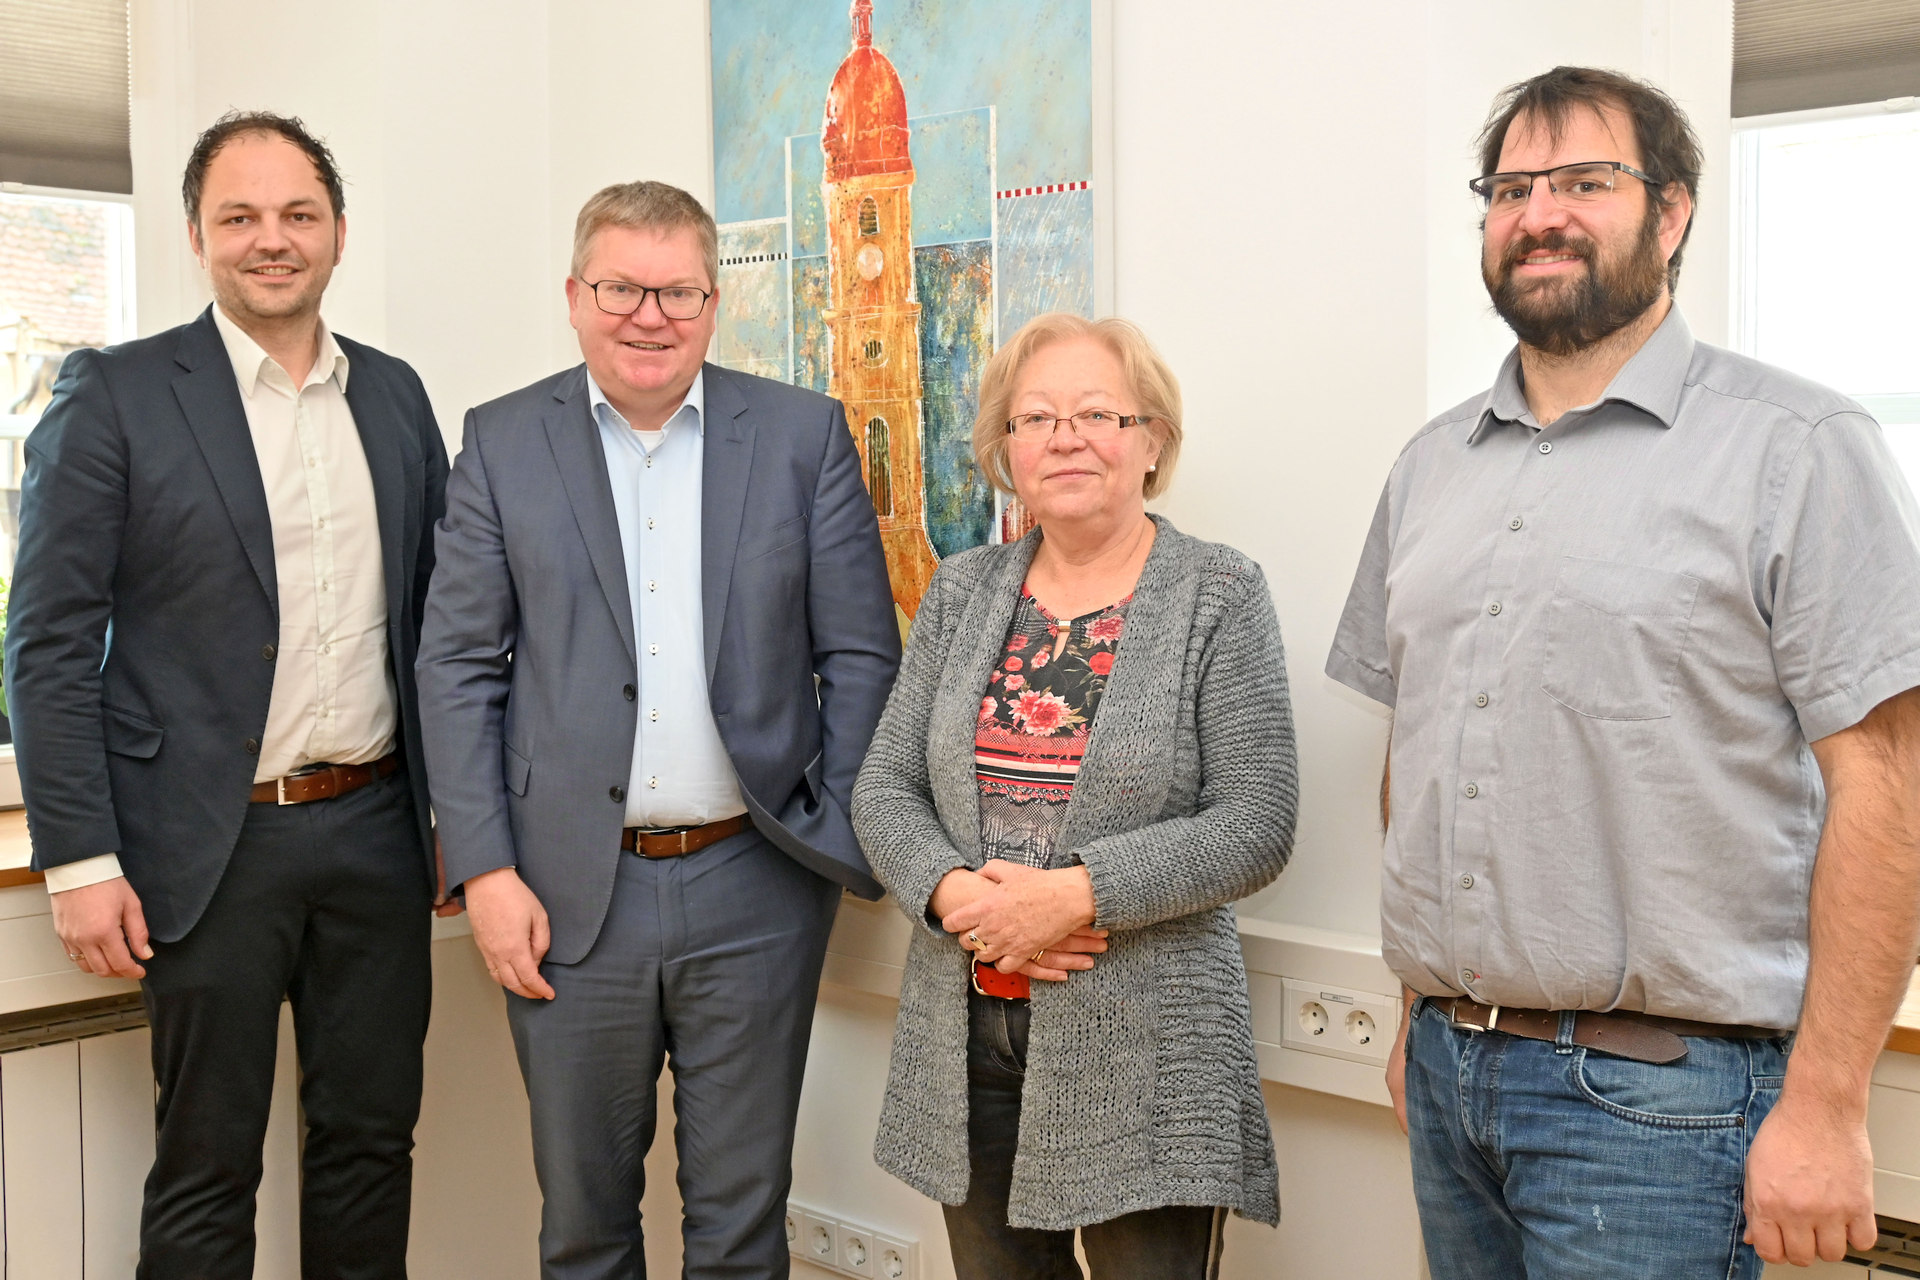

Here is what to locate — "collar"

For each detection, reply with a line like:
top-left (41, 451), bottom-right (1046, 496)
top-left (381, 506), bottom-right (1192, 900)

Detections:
top-left (1469, 305), bottom-right (1694, 443)
top-left (209, 303), bottom-right (348, 398)
top-left (585, 367), bottom-right (706, 437)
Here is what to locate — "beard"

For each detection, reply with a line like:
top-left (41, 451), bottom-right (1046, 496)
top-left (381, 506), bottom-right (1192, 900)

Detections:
top-left (1484, 207), bottom-right (1667, 357)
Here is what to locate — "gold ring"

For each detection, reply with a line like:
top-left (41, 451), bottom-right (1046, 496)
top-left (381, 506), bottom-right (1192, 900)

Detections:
top-left (1031, 949), bottom-right (1046, 962)
top-left (967, 931), bottom-right (981, 948)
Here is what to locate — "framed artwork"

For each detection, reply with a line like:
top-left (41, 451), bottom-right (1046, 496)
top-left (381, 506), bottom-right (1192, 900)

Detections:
top-left (710, 0), bottom-right (1111, 627)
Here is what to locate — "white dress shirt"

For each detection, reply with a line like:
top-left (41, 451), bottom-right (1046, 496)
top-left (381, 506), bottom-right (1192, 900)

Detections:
top-left (588, 370), bottom-right (748, 828)
top-left (46, 307), bottom-right (396, 893)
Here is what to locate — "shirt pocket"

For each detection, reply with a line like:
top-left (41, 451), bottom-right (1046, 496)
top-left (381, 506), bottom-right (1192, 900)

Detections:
top-left (1540, 557), bottom-right (1700, 721)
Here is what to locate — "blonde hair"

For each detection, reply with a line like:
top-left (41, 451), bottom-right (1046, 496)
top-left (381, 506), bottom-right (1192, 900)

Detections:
top-left (972, 313), bottom-right (1184, 501)
top-left (570, 181), bottom-right (719, 287)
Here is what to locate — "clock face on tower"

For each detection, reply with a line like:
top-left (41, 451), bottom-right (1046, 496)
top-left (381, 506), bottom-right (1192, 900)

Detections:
top-left (855, 243), bottom-right (885, 280)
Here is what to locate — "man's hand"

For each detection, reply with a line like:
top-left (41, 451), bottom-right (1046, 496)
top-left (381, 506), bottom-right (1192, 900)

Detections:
top-left (464, 866), bottom-right (554, 1000)
top-left (1744, 1089), bottom-right (1877, 1266)
top-left (431, 834), bottom-right (464, 918)
top-left (50, 876), bottom-right (152, 979)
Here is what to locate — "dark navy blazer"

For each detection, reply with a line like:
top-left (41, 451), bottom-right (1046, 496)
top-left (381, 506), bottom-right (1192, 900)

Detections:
top-left (4, 307), bottom-right (449, 940)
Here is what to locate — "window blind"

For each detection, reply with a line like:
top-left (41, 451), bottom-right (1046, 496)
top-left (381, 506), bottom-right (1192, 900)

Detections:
top-left (1736, 0), bottom-right (1920, 117)
top-left (0, 0), bottom-right (131, 194)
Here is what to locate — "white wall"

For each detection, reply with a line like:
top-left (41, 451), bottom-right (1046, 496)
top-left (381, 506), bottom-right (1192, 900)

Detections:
top-left (124, 2), bottom-right (1733, 1275)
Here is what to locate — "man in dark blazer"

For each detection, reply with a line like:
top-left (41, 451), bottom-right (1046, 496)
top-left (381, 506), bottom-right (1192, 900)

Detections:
top-left (416, 181), bottom-right (899, 1280)
top-left (4, 112), bottom-right (448, 1280)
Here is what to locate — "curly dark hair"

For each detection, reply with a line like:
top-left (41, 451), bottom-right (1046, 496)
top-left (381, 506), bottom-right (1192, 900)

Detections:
top-left (1477, 66), bottom-right (1703, 291)
top-left (182, 110), bottom-right (345, 225)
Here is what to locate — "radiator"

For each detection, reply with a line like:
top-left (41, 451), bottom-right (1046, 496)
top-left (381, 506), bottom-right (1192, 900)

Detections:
top-left (0, 994), bottom-right (301, 1279)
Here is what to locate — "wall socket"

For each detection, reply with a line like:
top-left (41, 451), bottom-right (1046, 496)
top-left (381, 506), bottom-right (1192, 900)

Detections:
top-left (787, 1200), bottom-right (918, 1280)
top-left (1281, 978), bottom-right (1400, 1067)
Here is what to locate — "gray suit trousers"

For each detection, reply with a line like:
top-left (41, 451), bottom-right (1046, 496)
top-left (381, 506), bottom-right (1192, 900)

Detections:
top-left (506, 828), bottom-right (841, 1280)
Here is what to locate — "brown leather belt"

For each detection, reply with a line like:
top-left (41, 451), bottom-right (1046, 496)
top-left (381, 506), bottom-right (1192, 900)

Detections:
top-left (250, 751), bottom-right (402, 805)
top-left (1430, 996), bottom-right (1782, 1065)
top-left (622, 815), bottom-right (748, 859)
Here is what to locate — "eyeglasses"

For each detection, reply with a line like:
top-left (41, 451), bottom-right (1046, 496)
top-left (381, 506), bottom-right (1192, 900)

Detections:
top-left (580, 279), bottom-right (713, 320)
top-left (1468, 161), bottom-right (1659, 212)
top-left (1005, 409), bottom-right (1152, 441)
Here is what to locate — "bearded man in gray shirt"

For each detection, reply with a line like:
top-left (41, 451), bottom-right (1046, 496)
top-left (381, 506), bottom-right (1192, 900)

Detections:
top-left (1328, 66), bottom-right (1920, 1279)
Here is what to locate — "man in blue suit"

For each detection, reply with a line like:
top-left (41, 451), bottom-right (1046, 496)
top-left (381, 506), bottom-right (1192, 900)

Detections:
top-left (416, 180), bottom-right (900, 1279)
top-left (6, 113), bottom-right (448, 1278)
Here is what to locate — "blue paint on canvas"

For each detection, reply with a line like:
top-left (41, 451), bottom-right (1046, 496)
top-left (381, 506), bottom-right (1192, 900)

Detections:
top-left (712, 0), bottom-right (1092, 224)
top-left (915, 241), bottom-right (995, 554)
top-left (995, 187), bottom-right (1095, 337)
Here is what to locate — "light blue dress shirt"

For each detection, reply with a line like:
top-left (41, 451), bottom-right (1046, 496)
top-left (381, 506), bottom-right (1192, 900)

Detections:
top-left (587, 370), bottom-right (747, 828)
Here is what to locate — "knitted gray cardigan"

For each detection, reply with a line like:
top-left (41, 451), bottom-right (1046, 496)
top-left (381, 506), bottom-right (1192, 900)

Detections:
top-left (851, 516), bottom-right (1297, 1230)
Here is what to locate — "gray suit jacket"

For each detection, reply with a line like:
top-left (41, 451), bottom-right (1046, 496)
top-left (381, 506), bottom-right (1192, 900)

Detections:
top-left (416, 362), bottom-right (900, 964)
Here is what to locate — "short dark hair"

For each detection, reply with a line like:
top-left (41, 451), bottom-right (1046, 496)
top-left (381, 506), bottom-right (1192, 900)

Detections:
top-left (1477, 66), bottom-right (1703, 290)
top-left (182, 110), bottom-right (345, 226)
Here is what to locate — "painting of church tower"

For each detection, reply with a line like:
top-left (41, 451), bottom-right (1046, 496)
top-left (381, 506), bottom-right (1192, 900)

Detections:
top-left (821, 0), bottom-right (941, 623)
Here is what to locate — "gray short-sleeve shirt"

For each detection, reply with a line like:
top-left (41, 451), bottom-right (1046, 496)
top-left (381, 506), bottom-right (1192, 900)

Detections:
top-left (1327, 307), bottom-right (1920, 1029)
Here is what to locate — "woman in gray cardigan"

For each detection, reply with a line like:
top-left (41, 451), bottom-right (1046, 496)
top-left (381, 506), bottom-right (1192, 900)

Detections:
top-left (852, 313), bottom-right (1298, 1280)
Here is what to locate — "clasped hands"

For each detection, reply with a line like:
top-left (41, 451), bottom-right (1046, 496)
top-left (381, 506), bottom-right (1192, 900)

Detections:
top-left (933, 859), bottom-right (1106, 982)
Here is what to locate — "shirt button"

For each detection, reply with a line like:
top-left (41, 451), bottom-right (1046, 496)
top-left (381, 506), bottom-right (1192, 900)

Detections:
top-left (648, 644), bottom-right (659, 655)
top-left (1474, 692), bottom-right (1489, 708)
top-left (623, 684), bottom-right (636, 701)
top-left (645, 456), bottom-right (654, 469)
top-left (1461, 873), bottom-right (1476, 889)
top-left (647, 580), bottom-right (657, 592)
top-left (1462, 969), bottom-right (1477, 984)
top-left (649, 709), bottom-right (659, 721)
top-left (609, 785), bottom-right (625, 802)
top-left (648, 776), bottom-right (659, 789)
top-left (647, 518), bottom-right (655, 530)
top-left (244, 738), bottom-right (260, 755)
top-left (1538, 440), bottom-right (1553, 454)
top-left (320, 642), bottom-right (331, 655)
top-left (1487, 602), bottom-right (1502, 616)
top-left (261, 644), bottom-right (276, 661)
top-left (1464, 782), bottom-right (1479, 798)
top-left (1509, 516), bottom-right (1523, 531)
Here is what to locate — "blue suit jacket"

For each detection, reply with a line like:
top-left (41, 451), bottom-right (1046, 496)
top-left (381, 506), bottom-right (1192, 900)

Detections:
top-left (3, 307), bottom-right (448, 940)
top-left (415, 362), bottom-right (901, 964)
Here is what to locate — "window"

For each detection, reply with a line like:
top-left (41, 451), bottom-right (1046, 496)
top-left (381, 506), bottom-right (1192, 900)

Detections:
top-left (865, 416), bottom-right (893, 516)
top-left (1733, 103), bottom-right (1920, 480)
top-left (858, 196), bottom-right (879, 237)
top-left (863, 336), bottom-right (885, 365)
top-left (0, 187), bottom-right (137, 578)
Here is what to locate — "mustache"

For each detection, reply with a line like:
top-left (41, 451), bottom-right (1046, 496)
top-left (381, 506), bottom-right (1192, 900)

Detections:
top-left (1497, 230), bottom-right (1594, 275)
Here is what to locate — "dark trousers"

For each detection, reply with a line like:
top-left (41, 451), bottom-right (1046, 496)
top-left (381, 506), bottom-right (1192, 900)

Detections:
top-left (137, 768), bottom-right (432, 1280)
top-left (505, 828), bottom-right (842, 1280)
top-left (944, 992), bottom-right (1227, 1280)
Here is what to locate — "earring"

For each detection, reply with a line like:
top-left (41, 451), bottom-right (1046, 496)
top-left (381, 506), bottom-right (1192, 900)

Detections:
top-left (1148, 464), bottom-right (1157, 471)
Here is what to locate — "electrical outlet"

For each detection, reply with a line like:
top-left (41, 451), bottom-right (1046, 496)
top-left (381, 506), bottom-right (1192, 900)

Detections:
top-left (839, 1225), bottom-right (876, 1276)
top-left (1281, 978), bottom-right (1400, 1066)
top-left (874, 1234), bottom-right (917, 1280)
top-left (784, 1203), bottom-right (801, 1252)
top-left (801, 1212), bottom-right (839, 1267)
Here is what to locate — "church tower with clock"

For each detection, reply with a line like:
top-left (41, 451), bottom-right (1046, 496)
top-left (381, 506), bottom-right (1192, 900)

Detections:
top-left (821, 0), bottom-right (940, 623)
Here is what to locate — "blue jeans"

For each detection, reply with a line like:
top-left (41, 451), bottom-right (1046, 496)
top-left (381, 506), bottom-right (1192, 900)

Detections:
top-left (1405, 998), bottom-right (1789, 1279)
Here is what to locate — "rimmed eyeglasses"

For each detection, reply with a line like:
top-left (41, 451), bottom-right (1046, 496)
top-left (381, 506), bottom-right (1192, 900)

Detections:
top-left (1005, 410), bottom-right (1153, 441)
top-left (580, 279), bottom-right (713, 320)
top-left (1468, 161), bottom-right (1659, 212)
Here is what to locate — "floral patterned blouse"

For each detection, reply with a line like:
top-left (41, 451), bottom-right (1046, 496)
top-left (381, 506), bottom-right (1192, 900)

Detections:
top-left (975, 585), bottom-right (1130, 869)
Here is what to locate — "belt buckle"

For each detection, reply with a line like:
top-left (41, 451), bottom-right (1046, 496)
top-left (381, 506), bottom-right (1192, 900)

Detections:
top-left (277, 775), bottom-right (292, 806)
top-left (1452, 1002), bottom-right (1499, 1033)
top-left (642, 825), bottom-right (693, 855)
